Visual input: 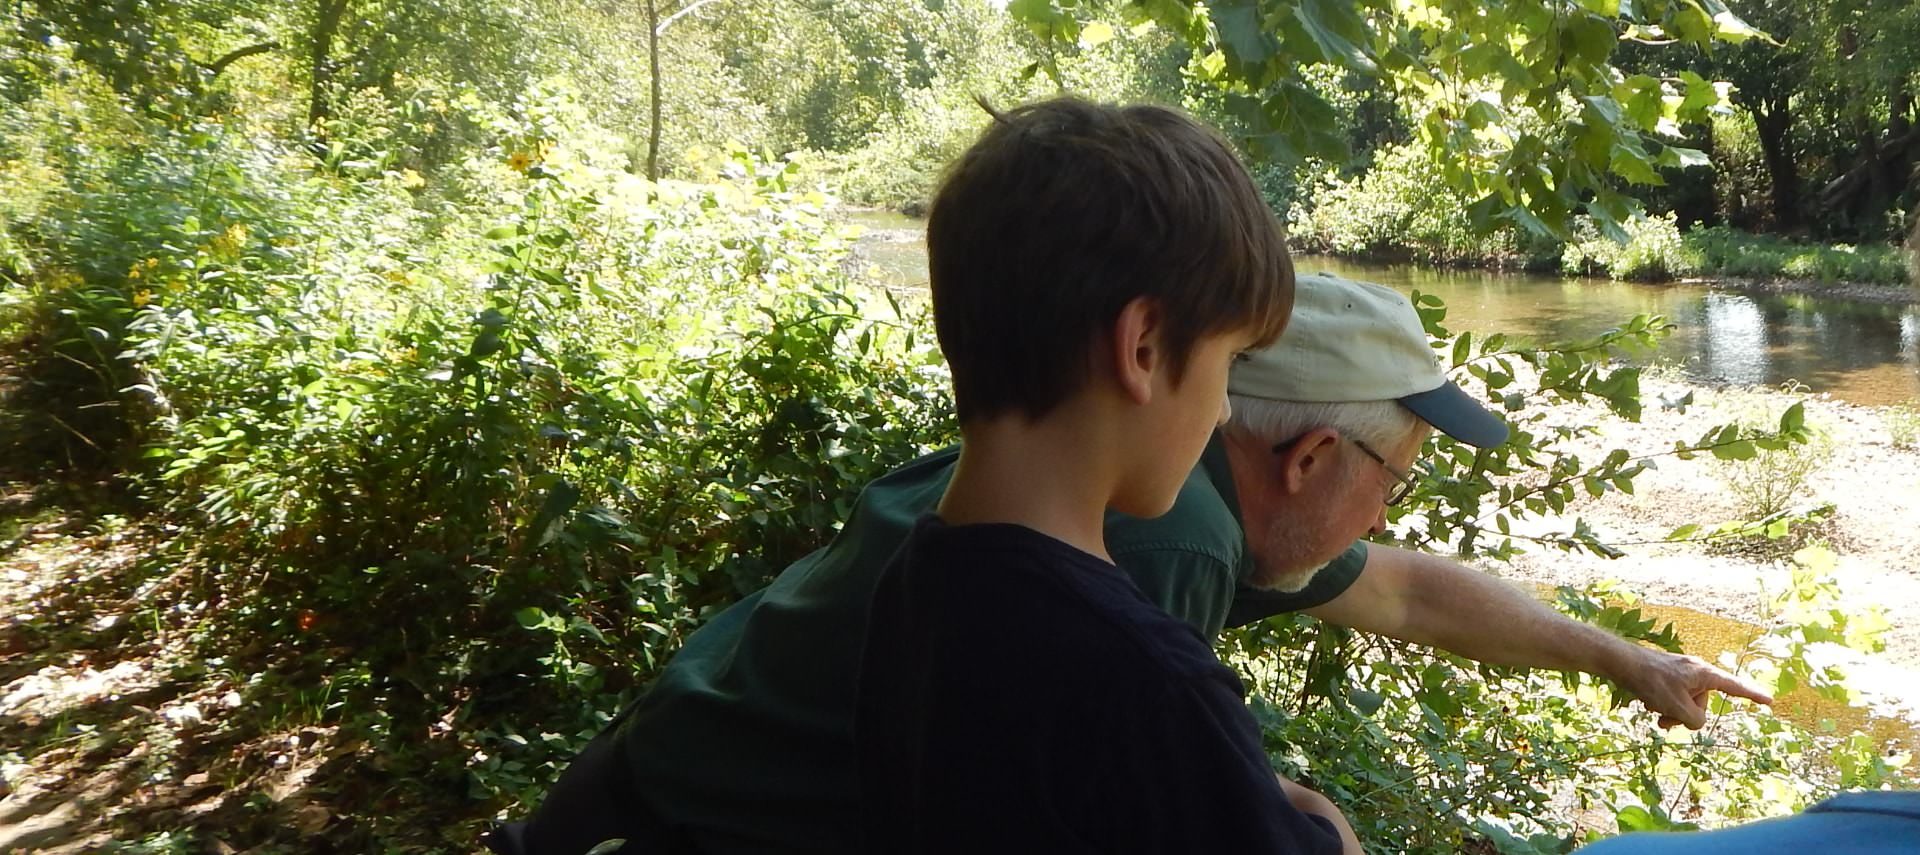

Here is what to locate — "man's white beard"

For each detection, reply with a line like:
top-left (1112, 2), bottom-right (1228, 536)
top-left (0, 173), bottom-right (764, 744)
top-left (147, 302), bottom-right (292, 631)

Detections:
top-left (1249, 556), bottom-right (1329, 593)
top-left (1247, 510), bottom-right (1336, 592)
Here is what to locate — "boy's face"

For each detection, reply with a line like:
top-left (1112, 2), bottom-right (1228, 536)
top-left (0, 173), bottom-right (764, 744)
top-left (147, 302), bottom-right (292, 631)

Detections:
top-left (1112, 329), bottom-right (1251, 518)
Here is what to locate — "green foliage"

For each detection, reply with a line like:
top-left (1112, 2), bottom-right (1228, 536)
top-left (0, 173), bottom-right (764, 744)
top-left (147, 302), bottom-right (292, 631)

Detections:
top-left (1886, 406), bottom-right (1920, 451)
top-left (4, 68), bottom-right (952, 845)
top-left (1224, 554), bottom-right (1906, 853)
top-left (1293, 143), bottom-right (1555, 267)
top-left (1686, 227), bottom-right (1910, 286)
top-left (797, 3), bottom-right (1175, 211)
top-left (1563, 212), bottom-right (1700, 281)
top-left (1709, 390), bottom-right (1836, 520)
top-left (1390, 298), bottom-right (1819, 563)
top-left (1015, 0), bottom-right (1758, 241)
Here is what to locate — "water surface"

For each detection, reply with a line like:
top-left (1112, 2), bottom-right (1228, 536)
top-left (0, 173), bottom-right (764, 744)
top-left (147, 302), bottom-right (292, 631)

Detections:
top-left (845, 210), bottom-right (1920, 407)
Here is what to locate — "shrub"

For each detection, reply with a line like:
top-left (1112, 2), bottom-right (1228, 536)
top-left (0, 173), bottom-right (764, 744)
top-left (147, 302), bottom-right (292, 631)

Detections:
top-left (1225, 547), bottom-right (1903, 853)
top-left (7, 79), bottom-right (955, 839)
top-left (796, 10), bottom-right (1169, 212)
top-left (1292, 143), bottom-right (1551, 266)
top-left (1712, 390), bottom-right (1837, 520)
top-left (1886, 405), bottom-right (1920, 450)
top-left (1562, 212), bottom-right (1701, 280)
top-left (1685, 227), bottom-right (1908, 286)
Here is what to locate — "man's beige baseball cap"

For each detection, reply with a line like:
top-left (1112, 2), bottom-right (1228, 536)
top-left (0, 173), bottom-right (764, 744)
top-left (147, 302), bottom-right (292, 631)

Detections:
top-left (1229, 272), bottom-right (1509, 448)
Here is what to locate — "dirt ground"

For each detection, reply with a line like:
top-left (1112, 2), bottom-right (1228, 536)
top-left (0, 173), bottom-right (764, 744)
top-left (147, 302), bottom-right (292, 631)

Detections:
top-left (1471, 369), bottom-right (1920, 729)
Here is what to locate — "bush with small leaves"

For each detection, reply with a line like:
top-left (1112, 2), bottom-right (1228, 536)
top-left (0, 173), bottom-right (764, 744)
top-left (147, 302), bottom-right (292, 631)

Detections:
top-left (1885, 406), bottom-right (1920, 451)
top-left (1710, 389), bottom-right (1837, 521)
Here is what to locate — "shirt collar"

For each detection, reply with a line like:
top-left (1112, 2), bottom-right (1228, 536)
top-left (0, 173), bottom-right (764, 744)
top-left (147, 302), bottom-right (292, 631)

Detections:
top-left (1199, 430), bottom-right (1241, 524)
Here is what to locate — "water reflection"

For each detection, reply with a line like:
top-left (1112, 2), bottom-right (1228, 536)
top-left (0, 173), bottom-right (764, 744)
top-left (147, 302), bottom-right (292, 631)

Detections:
top-left (1693, 294), bottom-right (1768, 387)
top-left (1296, 256), bottom-right (1920, 408)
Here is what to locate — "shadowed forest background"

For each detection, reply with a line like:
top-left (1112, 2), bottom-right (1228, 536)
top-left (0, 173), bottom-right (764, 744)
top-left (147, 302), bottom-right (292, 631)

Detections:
top-left (0, 0), bottom-right (1916, 851)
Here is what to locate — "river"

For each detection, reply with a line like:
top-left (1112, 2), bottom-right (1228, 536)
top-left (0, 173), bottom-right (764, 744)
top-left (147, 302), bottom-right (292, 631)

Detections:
top-left (845, 210), bottom-right (1920, 408)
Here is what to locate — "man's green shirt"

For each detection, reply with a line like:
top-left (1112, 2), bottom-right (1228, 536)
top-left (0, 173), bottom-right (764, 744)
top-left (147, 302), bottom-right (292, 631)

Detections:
top-left (615, 435), bottom-right (1367, 853)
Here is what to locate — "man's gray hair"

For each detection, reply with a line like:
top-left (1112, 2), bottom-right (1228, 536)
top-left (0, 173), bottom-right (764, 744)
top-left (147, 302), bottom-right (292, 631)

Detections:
top-left (1226, 395), bottom-right (1423, 453)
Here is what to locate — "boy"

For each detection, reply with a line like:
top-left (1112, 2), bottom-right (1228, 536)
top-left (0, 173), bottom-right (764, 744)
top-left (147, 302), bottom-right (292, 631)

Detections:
top-left (853, 97), bottom-right (1353, 853)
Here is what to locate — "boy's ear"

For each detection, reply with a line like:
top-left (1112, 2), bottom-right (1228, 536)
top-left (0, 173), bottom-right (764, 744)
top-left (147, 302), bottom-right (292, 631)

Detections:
top-left (1277, 427), bottom-right (1343, 494)
top-left (1109, 296), bottom-right (1161, 406)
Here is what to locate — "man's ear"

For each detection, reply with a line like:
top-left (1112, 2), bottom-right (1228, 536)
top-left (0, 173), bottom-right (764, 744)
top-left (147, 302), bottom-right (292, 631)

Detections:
top-left (1276, 427), bottom-right (1343, 495)
top-left (1109, 296), bottom-right (1161, 406)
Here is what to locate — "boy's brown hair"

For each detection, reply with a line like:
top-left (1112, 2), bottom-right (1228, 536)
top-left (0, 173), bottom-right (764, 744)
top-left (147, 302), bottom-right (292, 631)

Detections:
top-left (926, 95), bottom-right (1294, 423)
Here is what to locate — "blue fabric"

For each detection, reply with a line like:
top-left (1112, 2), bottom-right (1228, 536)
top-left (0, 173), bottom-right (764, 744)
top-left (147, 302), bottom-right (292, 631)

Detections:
top-left (1580, 791), bottom-right (1920, 853)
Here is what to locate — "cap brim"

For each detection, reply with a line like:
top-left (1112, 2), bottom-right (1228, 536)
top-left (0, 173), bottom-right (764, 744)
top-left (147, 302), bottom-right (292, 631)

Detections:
top-left (1398, 381), bottom-right (1509, 448)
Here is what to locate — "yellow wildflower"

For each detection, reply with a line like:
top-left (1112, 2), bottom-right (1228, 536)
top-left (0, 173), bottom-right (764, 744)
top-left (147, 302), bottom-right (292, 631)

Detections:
top-left (507, 150), bottom-right (534, 173)
top-left (399, 169), bottom-right (426, 189)
top-left (210, 222), bottom-right (250, 258)
top-left (132, 290), bottom-right (153, 307)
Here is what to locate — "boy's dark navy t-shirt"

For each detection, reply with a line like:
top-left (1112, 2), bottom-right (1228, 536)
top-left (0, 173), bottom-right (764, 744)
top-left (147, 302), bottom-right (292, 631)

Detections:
top-left (854, 517), bottom-right (1344, 854)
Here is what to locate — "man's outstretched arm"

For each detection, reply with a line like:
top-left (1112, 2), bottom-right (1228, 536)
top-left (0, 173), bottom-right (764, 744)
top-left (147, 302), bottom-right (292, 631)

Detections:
top-left (1301, 544), bottom-right (1773, 729)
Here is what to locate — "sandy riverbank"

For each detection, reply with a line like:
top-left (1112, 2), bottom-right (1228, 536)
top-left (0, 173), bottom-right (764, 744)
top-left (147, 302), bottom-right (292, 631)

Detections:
top-left (1459, 369), bottom-right (1920, 727)
top-left (1676, 274), bottom-right (1916, 307)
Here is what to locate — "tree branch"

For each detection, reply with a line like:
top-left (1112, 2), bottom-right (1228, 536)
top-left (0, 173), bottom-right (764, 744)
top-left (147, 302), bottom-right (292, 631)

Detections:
top-left (655, 0), bottom-right (725, 35)
top-left (201, 41), bottom-right (280, 80)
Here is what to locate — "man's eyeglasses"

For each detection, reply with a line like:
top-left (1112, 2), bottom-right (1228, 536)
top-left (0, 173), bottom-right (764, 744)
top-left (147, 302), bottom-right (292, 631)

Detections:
top-left (1271, 435), bottom-right (1425, 507)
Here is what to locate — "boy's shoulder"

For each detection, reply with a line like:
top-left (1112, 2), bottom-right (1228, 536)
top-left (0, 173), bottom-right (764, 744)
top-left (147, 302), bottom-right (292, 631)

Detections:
top-left (899, 518), bottom-right (1233, 684)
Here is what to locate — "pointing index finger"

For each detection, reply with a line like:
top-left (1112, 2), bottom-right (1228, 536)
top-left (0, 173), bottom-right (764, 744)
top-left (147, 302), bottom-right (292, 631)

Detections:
top-left (1703, 667), bottom-right (1774, 706)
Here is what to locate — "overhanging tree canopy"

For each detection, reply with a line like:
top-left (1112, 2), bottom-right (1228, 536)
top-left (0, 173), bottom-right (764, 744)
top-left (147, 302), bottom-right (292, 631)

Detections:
top-left (1010, 0), bottom-right (1768, 240)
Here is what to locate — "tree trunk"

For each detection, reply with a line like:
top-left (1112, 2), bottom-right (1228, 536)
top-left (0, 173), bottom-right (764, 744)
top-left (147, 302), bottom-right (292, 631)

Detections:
top-left (308, 0), bottom-right (351, 131)
top-left (646, 0), bottom-right (662, 181)
top-left (1750, 97), bottom-right (1801, 233)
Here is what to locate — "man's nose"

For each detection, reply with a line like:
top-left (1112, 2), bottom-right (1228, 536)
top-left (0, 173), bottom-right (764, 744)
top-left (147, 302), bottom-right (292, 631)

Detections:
top-left (1369, 505), bottom-right (1388, 536)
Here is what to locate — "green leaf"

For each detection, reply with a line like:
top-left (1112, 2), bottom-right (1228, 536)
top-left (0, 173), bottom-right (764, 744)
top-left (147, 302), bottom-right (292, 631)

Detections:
top-left (1349, 689), bottom-right (1386, 716)
top-left (1610, 140), bottom-right (1664, 185)
top-left (1666, 523), bottom-right (1700, 541)
top-left (469, 330), bottom-right (505, 359)
top-left (1214, 0), bottom-right (1279, 73)
top-left (1710, 10), bottom-right (1768, 44)
top-left (1078, 21), bottom-right (1115, 48)
top-left (1464, 99), bottom-right (1503, 130)
top-left (1676, 70), bottom-right (1721, 116)
top-left (1656, 145), bottom-right (1711, 170)
top-left (1779, 402), bottom-right (1806, 433)
top-left (1565, 14), bottom-right (1618, 66)
top-left (514, 607), bottom-right (547, 629)
top-left (1714, 439), bottom-right (1758, 460)
top-left (1291, 0), bottom-right (1377, 74)
top-left (528, 479), bottom-right (582, 549)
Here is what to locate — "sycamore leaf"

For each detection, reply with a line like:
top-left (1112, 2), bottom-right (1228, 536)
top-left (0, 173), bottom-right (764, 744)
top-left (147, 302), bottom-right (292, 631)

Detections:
top-left (1078, 21), bottom-right (1114, 48)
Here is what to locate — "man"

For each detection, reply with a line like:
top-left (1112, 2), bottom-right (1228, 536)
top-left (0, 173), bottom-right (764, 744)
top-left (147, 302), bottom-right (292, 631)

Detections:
top-left (497, 273), bottom-right (1772, 854)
